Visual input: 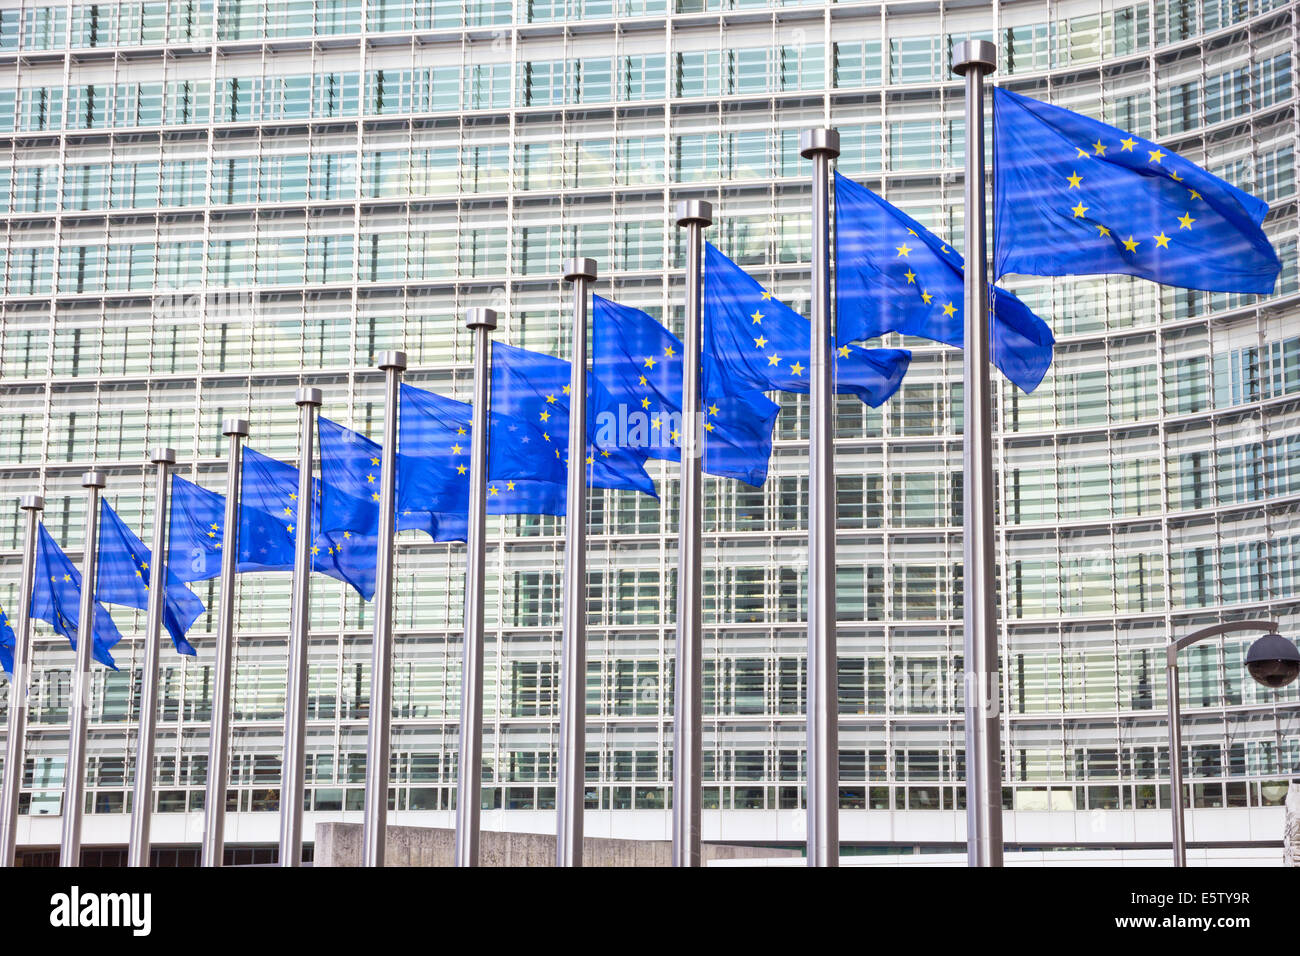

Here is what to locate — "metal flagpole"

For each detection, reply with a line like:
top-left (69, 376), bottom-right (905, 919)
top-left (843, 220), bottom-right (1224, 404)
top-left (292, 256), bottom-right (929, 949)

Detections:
top-left (362, 351), bottom-right (407, 868)
top-left (280, 387), bottom-right (322, 867)
top-left (671, 200), bottom-right (712, 868)
top-left (455, 308), bottom-right (497, 868)
top-left (60, 470), bottom-right (106, 868)
top-left (556, 256), bottom-right (596, 868)
top-left (0, 495), bottom-right (44, 867)
top-left (801, 128), bottom-right (841, 868)
top-left (952, 39), bottom-right (1005, 868)
top-left (1165, 654), bottom-right (1186, 866)
top-left (127, 446), bottom-right (176, 867)
top-left (201, 418), bottom-right (249, 867)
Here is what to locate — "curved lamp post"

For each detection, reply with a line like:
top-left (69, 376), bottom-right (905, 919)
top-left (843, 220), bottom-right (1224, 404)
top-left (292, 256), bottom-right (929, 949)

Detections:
top-left (1166, 620), bottom-right (1299, 866)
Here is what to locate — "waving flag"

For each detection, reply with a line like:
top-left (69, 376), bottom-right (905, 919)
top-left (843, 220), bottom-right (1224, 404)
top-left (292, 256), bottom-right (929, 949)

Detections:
top-left (168, 473), bottom-right (303, 583)
top-left (491, 341), bottom-right (658, 498)
top-left (834, 171), bottom-right (1056, 393)
top-left (702, 242), bottom-right (910, 405)
top-left (96, 499), bottom-right (205, 656)
top-left (319, 390), bottom-right (568, 544)
top-left (399, 385), bottom-right (567, 526)
top-left (992, 87), bottom-right (1281, 295)
top-left (0, 606), bottom-right (15, 676)
top-left (317, 416), bottom-right (440, 539)
top-left (241, 448), bottom-right (378, 601)
top-left (591, 295), bottom-right (780, 487)
top-left (31, 524), bottom-right (122, 670)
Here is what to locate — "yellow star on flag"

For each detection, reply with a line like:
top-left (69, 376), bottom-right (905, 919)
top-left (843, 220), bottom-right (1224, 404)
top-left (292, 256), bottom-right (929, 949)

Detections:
top-left (895, 242), bottom-right (912, 257)
top-left (1177, 213), bottom-right (1195, 230)
top-left (767, 354), bottom-right (781, 366)
top-left (1122, 236), bottom-right (1140, 252)
top-left (1148, 148), bottom-right (1165, 164)
top-left (1153, 232), bottom-right (1170, 248)
top-left (1092, 139), bottom-right (1107, 156)
top-left (789, 362), bottom-right (804, 376)
top-left (754, 335), bottom-right (768, 348)
top-left (1071, 202), bottom-right (1088, 218)
top-left (1066, 171), bottom-right (1082, 188)
top-left (750, 310), bottom-right (764, 324)
top-left (942, 302), bottom-right (957, 317)
top-left (1120, 137), bottom-right (1136, 152)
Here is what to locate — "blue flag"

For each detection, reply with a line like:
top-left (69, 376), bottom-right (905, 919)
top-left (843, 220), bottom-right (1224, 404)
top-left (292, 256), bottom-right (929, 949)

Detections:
top-left (241, 447), bottom-right (378, 601)
top-left (0, 605), bottom-right (15, 676)
top-left (319, 389), bottom-right (569, 544)
top-left (167, 474), bottom-right (299, 581)
top-left (167, 475), bottom-right (229, 582)
top-left (833, 172), bottom-right (1056, 393)
top-left (702, 242), bottom-right (911, 406)
top-left (96, 499), bottom-right (205, 656)
top-left (399, 385), bottom-right (568, 527)
top-left (317, 416), bottom-right (441, 540)
top-left (31, 524), bottom-right (121, 670)
top-left (992, 87), bottom-right (1281, 295)
top-left (591, 295), bottom-right (780, 487)
top-left (490, 341), bottom-right (659, 498)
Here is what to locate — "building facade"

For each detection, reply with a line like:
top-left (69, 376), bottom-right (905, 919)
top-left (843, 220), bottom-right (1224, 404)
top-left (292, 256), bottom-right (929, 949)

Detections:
top-left (0, 0), bottom-right (1296, 860)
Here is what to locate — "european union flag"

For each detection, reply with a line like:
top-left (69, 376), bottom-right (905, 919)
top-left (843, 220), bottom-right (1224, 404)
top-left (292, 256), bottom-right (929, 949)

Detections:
top-left (0, 605), bottom-right (15, 676)
top-left (318, 416), bottom-right (444, 541)
top-left (834, 171), bottom-right (1056, 393)
top-left (96, 499), bottom-right (205, 656)
top-left (702, 242), bottom-right (911, 406)
top-left (399, 384), bottom-right (567, 526)
top-left (490, 342), bottom-right (658, 498)
top-left (31, 523), bottom-right (121, 670)
top-left (167, 473), bottom-right (297, 581)
top-left (591, 295), bottom-right (780, 487)
top-left (241, 448), bottom-right (378, 601)
top-left (167, 475), bottom-right (228, 582)
top-left (993, 87), bottom-right (1281, 295)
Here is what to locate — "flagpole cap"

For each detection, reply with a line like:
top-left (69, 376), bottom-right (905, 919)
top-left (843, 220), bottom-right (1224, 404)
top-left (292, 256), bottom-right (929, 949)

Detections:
top-left (150, 446), bottom-right (177, 466)
top-left (82, 471), bottom-right (107, 490)
top-left (799, 128), bottom-right (840, 159)
top-left (952, 40), bottom-right (997, 76)
top-left (19, 495), bottom-right (44, 512)
top-left (222, 418), bottom-right (250, 438)
top-left (465, 308), bottom-right (498, 332)
top-left (562, 257), bottom-right (598, 283)
top-left (378, 350), bottom-right (407, 372)
top-left (675, 199), bottom-right (713, 228)
top-left (296, 387), bottom-right (323, 408)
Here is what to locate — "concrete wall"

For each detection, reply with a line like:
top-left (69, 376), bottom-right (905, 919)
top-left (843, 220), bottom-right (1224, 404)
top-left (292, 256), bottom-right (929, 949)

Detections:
top-left (314, 823), bottom-right (801, 867)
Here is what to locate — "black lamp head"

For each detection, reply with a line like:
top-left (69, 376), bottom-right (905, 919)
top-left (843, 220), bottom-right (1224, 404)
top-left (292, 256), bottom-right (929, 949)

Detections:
top-left (1245, 633), bottom-right (1300, 689)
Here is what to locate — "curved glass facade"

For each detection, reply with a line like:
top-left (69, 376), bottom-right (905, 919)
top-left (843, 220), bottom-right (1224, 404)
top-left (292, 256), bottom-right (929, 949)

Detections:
top-left (0, 0), bottom-right (1296, 852)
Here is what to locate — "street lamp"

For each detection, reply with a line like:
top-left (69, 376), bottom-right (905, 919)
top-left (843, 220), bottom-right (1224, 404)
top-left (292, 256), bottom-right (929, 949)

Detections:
top-left (1165, 620), bottom-right (1299, 867)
